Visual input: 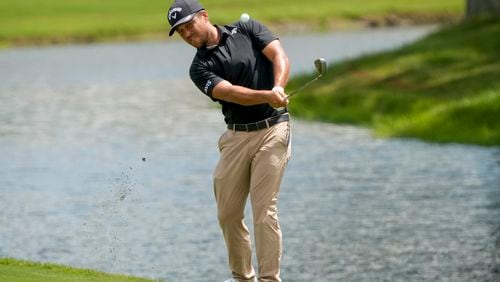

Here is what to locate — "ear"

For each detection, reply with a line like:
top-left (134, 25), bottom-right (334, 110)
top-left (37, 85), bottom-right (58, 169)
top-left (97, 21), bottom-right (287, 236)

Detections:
top-left (198, 10), bottom-right (209, 22)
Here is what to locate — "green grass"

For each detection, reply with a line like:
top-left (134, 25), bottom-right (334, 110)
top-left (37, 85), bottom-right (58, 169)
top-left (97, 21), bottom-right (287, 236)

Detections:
top-left (0, 0), bottom-right (463, 46)
top-left (0, 258), bottom-right (156, 282)
top-left (287, 17), bottom-right (500, 146)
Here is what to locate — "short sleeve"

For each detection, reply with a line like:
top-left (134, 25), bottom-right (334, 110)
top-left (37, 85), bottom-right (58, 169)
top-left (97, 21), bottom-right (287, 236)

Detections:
top-left (239, 19), bottom-right (278, 51)
top-left (189, 58), bottom-right (224, 101)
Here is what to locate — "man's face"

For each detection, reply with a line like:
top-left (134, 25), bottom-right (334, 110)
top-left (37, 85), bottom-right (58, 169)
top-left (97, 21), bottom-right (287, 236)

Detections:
top-left (176, 12), bottom-right (208, 48)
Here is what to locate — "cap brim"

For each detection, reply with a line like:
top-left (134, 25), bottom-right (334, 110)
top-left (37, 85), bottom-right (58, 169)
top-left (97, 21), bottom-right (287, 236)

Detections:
top-left (168, 13), bottom-right (196, 36)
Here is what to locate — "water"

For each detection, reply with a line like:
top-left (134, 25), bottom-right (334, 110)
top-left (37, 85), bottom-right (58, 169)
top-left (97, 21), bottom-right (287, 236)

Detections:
top-left (1, 26), bottom-right (499, 281)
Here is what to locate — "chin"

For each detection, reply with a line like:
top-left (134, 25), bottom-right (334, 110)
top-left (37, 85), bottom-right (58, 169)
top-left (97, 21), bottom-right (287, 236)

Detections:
top-left (193, 41), bottom-right (205, 49)
top-left (187, 38), bottom-right (199, 48)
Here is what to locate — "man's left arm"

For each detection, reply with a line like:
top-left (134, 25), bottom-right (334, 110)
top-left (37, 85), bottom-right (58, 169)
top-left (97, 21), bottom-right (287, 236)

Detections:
top-left (262, 39), bottom-right (290, 95)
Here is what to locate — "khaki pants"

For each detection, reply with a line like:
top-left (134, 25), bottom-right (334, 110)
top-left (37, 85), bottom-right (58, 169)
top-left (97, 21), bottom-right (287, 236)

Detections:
top-left (214, 120), bottom-right (291, 282)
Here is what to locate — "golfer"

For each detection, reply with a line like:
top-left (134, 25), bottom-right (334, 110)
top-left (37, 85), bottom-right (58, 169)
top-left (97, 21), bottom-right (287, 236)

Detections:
top-left (167, 0), bottom-right (291, 281)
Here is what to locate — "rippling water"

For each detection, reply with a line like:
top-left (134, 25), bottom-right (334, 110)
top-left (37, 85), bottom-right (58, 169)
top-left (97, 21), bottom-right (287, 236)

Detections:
top-left (1, 27), bottom-right (499, 281)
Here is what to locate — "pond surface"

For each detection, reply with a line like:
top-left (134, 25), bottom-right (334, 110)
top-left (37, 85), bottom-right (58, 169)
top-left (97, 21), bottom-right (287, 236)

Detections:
top-left (1, 26), bottom-right (499, 281)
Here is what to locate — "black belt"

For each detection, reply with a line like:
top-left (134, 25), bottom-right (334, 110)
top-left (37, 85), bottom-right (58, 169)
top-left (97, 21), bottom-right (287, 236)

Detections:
top-left (228, 113), bottom-right (289, 132)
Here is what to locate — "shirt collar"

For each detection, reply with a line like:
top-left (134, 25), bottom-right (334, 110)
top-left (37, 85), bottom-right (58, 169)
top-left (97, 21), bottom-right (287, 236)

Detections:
top-left (196, 25), bottom-right (235, 57)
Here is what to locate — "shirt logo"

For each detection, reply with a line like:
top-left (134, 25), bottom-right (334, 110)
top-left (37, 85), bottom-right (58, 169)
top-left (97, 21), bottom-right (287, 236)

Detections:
top-left (231, 28), bottom-right (238, 35)
top-left (168, 7), bottom-right (182, 21)
top-left (204, 80), bottom-right (212, 93)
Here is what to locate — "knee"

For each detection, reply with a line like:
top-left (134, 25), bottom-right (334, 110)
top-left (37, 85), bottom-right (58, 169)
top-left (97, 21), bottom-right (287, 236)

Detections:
top-left (217, 206), bottom-right (244, 225)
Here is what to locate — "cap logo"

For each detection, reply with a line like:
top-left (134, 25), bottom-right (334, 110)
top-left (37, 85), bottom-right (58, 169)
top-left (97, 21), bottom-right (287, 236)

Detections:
top-left (168, 7), bottom-right (182, 21)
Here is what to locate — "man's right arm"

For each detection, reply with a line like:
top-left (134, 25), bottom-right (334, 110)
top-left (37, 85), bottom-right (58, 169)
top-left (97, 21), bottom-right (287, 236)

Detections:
top-left (212, 80), bottom-right (288, 108)
top-left (190, 58), bottom-right (288, 108)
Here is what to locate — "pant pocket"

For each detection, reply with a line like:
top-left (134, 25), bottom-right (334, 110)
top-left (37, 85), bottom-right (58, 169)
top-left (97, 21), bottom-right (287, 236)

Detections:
top-left (218, 130), bottom-right (228, 151)
top-left (278, 121), bottom-right (291, 148)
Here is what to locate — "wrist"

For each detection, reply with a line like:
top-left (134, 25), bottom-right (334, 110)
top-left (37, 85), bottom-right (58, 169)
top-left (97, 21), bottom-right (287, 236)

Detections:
top-left (272, 86), bottom-right (284, 94)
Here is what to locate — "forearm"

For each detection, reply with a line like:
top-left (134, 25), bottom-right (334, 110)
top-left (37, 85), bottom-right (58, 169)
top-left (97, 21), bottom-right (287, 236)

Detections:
top-left (263, 40), bottom-right (290, 89)
top-left (212, 81), bottom-right (273, 106)
top-left (271, 50), bottom-right (290, 89)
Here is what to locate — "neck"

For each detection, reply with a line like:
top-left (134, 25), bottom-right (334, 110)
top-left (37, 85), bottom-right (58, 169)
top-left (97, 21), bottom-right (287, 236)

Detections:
top-left (206, 25), bottom-right (220, 47)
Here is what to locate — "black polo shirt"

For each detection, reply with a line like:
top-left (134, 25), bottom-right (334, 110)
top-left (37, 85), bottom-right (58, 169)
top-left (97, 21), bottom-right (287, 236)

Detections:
top-left (189, 19), bottom-right (285, 124)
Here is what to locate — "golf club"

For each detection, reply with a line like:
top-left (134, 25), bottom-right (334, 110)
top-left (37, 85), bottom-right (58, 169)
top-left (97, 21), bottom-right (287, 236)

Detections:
top-left (287, 58), bottom-right (327, 97)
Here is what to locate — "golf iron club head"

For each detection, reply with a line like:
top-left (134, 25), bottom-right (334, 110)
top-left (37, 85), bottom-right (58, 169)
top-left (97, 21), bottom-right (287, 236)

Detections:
top-left (287, 58), bottom-right (327, 98)
top-left (314, 58), bottom-right (327, 77)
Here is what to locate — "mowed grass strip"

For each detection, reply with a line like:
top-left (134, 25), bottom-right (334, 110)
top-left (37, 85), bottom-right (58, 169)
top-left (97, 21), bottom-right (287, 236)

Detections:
top-left (0, 0), bottom-right (463, 46)
top-left (0, 258), bottom-right (156, 282)
top-left (287, 18), bottom-right (500, 146)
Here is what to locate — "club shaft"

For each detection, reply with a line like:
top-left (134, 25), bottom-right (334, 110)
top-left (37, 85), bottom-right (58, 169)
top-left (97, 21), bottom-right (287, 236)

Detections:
top-left (287, 75), bottom-right (321, 97)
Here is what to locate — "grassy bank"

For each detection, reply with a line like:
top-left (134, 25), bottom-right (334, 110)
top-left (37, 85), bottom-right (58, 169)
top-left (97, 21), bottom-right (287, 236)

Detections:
top-left (0, 258), bottom-right (155, 282)
top-left (0, 0), bottom-right (463, 46)
top-left (287, 18), bottom-right (500, 146)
